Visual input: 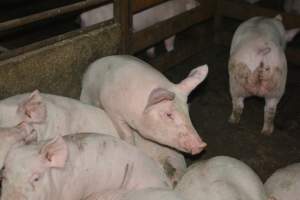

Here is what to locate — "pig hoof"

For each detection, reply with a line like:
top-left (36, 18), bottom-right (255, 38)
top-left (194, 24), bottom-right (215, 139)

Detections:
top-left (228, 115), bottom-right (240, 124)
top-left (146, 48), bottom-right (156, 58)
top-left (261, 127), bottom-right (273, 136)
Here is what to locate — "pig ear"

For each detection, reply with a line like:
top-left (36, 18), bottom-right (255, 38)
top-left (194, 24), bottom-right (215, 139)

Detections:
top-left (145, 88), bottom-right (175, 110)
top-left (40, 135), bottom-right (68, 168)
top-left (285, 28), bottom-right (300, 42)
top-left (17, 90), bottom-right (47, 123)
top-left (177, 65), bottom-right (208, 96)
top-left (274, 14), bottom-right (282, 21)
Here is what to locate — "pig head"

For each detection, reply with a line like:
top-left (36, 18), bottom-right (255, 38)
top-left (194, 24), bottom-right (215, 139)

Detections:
top-left (140, 65), bottom-right (208, 154)
top-left (0, 90), bottom-right (47, 127)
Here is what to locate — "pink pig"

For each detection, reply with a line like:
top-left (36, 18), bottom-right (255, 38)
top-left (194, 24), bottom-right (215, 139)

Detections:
top-left (1, 133), bottom-right (171, 200)
top-left (80, 55), bottom-right (208, 154)
top-left (228, 15), bottom-right (299, 135)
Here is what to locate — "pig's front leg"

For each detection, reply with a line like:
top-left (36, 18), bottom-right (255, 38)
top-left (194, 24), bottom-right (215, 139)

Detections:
top-left (164, 36), bottom-right (175, 52)
top-left (229, 96), bottom-right (245, 124)
top-left (262, 98), bottom-right (279, 135)
top-left (146, 47), bottom-right (156, 58)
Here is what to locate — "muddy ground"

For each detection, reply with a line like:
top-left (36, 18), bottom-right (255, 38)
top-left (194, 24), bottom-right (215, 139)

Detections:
top-left (0, 0), bottom-right (299, 182)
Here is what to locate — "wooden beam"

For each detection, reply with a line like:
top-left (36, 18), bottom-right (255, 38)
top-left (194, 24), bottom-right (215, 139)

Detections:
top-left (131, 0), bottom-right (216, 53)
top-left (0, 20), bottom-right (115, 61)
top-left (0, 0), bottom-right (110, 32)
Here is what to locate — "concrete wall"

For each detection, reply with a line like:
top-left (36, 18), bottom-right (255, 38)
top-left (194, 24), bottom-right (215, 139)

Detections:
top-left (0, 22), bottom-right (121, 99)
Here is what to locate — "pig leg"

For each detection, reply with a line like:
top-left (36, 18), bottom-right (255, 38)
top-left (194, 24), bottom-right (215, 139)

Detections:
top-left (229, 96), bottom-right (244, 124)
top-left (164, 36), bottom-right (175, 52)
top-left (262, 98), bottom-right (279, 135)
top-left (146, 47), bottom-right (156, 58)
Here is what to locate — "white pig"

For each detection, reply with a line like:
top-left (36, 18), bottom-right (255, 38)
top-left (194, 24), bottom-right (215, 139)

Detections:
top-left (0, 90), bottom-right (186, 186)
top-left (80, 55), bottom-right (208, 154)
top-left (1, 133), bottom-right (171, 200)
top-left (175, 156), bottom-right (271, 200)
top-left (80, 0), bottom-right (199, 57)
top-left (264, 163), bottom-right (300, 200)
top-left (85, 188), bottom-right (187, 200)
top-left (284, 0), bottom-right (300, 15)
top-left (228, 15), bottom-right (299, 135)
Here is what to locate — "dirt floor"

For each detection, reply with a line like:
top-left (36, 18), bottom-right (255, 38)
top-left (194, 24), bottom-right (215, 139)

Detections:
top-left (0, 0), bottom-right (299, 183)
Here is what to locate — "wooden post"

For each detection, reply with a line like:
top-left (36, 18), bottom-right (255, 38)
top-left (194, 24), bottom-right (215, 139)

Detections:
top-left (114, 0), bottom-right (132, 54)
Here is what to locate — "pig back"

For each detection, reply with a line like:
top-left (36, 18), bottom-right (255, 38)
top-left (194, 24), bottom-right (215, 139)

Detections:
top-left (175, 156), bottom-right (268, 200)
top-left (64, 133), bottom-right (172, 191)
top-left (82, 55), bottom-right (174, 117)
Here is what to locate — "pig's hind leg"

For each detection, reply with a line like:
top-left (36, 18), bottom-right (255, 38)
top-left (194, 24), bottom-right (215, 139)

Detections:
top-left (229, 96), bottom-right (245, 124)
top-left (262, 98), bottom-right (279, 135)
top-left (164, 36), bottom-right (175, 52)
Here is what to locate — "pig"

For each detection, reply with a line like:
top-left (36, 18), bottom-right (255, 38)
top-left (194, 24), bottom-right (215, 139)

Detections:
top-left (284, 0), bottom-right (300, 15)
top-left (0, 90), bottom-right (186, 186)
top-left (84, 188), bottom-right (187, 200)
top-left (175, 156), bottom-right (271, 200)
top-left (264, 163), bottom-right (300, 200)
top-left (80, 0), bottom-right (199, 57)
top-left (0, 122), bottom-right (36, 168)
top-left (228, 15), bottom-right (299, 135)
top-left (80, 55), bottom-right (208, 154)
top-left (1, 133), bottom-right (171, 200)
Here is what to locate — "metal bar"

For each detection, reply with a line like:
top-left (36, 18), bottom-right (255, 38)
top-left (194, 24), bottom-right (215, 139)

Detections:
top-left (0, 0), bottom-right (110, 32)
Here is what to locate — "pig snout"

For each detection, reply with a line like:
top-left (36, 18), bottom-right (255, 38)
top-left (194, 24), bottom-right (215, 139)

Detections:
top-left (179, 132), bottom-right (207, 155)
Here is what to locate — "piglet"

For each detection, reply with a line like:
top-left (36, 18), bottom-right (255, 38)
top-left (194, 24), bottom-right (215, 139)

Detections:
top-left (228, 15), bottom-right (299, 135)
top-left (1, 133), bottom-right (171, 200)
top-left (80, 55), bottom-right (208, 155)
top-left (175, 156), bottom-right (271, 200)
top-left (264, 163), bottom-right (300, 200)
